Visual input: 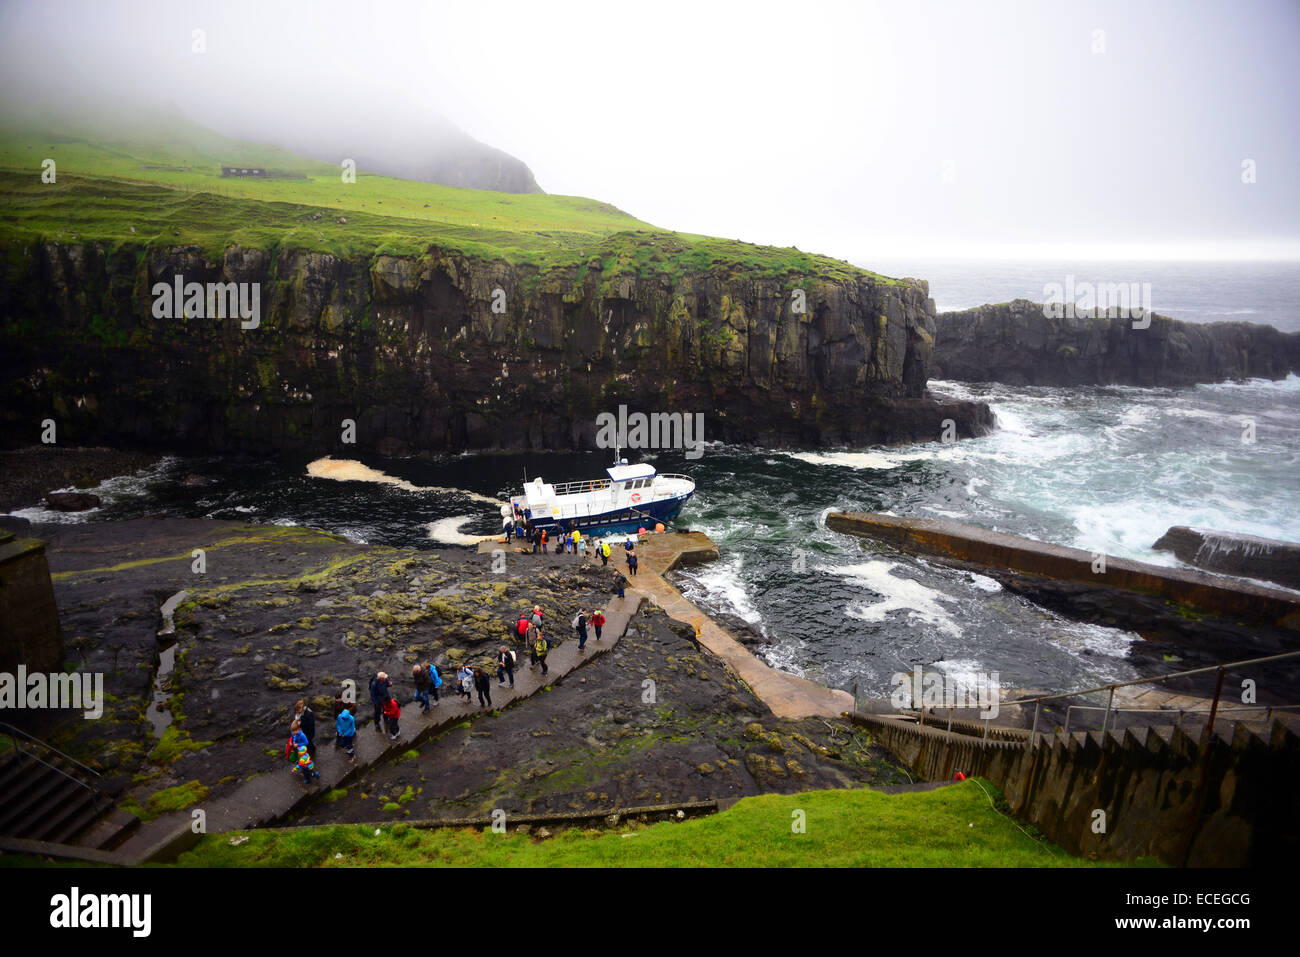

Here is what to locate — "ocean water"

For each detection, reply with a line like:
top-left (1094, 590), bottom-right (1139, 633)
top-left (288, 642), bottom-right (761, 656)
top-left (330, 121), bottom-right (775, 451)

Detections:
top-left (10, 262), bottom-right (1298, 701)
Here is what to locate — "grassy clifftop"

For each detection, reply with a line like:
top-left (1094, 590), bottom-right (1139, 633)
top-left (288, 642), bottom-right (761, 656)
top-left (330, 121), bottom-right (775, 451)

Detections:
top-left (0, 121), bottom-right (895, 284)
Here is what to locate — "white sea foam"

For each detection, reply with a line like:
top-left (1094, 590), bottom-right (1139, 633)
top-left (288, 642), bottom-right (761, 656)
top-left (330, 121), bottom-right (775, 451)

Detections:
top-left (426, 516), bottom-right (498, 546)
top-left (965, 572), bottom-right (1002, 593)
top-left (1, 456), bottom-right (180, 522)
top-left (829, 560), bottom-right (963, 638)
top-left (5, 504), bottom-right (98, 524)
top-left (682, 553), bottom-right (763, 626)
top-left (927, 657), bottom-right (987, 692)
top-left (307, 456), bottom-right (504, 504)
top-left (786, 450), bottom-right (899, 470)
top-left (922, 506), bottom-right (969, 519)
top-left (1196, 373), bottom-right (1300, 393)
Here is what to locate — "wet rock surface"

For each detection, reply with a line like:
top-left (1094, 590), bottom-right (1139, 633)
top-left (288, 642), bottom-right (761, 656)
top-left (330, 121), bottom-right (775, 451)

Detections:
top-left (17, 518), bottom-right (627, 818)
top-left (44, 491), bottom-right (103, 512)
top-left (0, 446), bottom-right (160, 512)
top-left (293, 605), bottom-right (906, 825)
top-left (1153, 526), bottom-right (1300, 592)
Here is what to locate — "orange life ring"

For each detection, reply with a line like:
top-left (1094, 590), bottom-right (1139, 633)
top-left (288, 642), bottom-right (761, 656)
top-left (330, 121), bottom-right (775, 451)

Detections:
top-left (630, 493), bottom-right (642, 504)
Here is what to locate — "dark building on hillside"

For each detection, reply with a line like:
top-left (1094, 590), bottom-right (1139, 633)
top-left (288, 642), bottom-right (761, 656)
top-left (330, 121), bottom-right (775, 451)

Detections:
top-left (221, 165), bottom-right (267, 177)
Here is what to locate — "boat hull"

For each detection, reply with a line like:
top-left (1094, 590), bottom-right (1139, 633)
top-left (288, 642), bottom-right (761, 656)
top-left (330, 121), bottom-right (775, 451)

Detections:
top-left (520, 491), bottom-right (693, 538)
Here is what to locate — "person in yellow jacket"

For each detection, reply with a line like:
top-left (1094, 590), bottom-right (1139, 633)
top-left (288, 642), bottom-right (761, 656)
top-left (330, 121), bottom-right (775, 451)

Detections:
top-left (534, 632), bottom-right (550, 675)
top-left (599, 540), bottom-right (611, 567)
top-left (570, 528), bottom-right (581, 555)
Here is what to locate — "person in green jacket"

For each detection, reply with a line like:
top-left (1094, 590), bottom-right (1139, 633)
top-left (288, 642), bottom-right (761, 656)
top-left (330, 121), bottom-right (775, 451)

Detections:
top-left (534, 632), bottom-right (550, 675)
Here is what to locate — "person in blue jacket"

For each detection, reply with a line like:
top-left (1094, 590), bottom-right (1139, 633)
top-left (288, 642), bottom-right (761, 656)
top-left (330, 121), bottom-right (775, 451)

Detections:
top-left (428, 661), bottom-right (442, 704)
top-left (335, 704), bottom-right (356, 762)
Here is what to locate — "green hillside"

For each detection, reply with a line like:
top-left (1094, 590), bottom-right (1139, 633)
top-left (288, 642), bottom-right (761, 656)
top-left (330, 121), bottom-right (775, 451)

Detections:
top-left (0, 119), bottom-right (892, 284)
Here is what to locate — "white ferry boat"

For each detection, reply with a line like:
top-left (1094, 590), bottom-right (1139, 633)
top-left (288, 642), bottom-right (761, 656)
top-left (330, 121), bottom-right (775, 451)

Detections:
top-left (502, 454), bottom-right (695, 538)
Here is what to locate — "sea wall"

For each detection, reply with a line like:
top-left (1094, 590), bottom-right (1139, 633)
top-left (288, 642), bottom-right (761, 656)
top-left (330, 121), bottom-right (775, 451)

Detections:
top-left (0, 241), bottom-right (992, 455)
top-left (931, 298), bottom-right (1300, 386)
top-left (825, 511), bottom-right (1300, 633)
top-left (852, 711), bottom-right (1300, 866)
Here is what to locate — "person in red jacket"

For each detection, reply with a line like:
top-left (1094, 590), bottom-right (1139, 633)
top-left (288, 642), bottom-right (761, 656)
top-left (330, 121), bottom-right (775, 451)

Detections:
top-left (383, 694), bottom-right (401, 741)
top-left (591, 608), bottom-right (606, 642)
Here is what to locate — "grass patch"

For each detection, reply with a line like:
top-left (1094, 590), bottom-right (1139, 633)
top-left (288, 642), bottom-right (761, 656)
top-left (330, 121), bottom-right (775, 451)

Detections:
top-left (142, 780), bottom-right (209, 820)
top-left (148, 725), bottom-right (214, 764)
top-left (174, 782), bottom-right (1156, 868)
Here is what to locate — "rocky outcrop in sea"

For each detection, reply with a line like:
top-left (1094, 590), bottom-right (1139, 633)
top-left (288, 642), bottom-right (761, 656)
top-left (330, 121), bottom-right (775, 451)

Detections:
top-left (931, 298), bottom-right (1300, 387)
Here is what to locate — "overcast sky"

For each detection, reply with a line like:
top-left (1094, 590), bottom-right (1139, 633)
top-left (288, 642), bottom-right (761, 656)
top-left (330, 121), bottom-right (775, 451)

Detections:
top-left (2, 0), bottom-right (1297, 261)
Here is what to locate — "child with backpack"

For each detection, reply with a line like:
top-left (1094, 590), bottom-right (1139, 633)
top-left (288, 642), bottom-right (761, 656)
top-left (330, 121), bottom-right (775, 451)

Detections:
top-left (382, 694), bottom-right (401, 741)
top-left (288, 719), bottom-right (320, 784)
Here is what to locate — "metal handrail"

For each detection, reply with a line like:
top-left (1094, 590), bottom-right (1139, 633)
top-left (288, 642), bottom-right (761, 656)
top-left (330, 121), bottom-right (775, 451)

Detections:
top-left (0, 721), bottom-right (103, 798)
top-left (549, 479), bottom-right (613, 496)
top-left (1012, 650), bottom-right (1300, 746)
top-left (1061, 702), bottom-right (1300, 736)
top-left (1005, 650), bottom-right (1300, 710)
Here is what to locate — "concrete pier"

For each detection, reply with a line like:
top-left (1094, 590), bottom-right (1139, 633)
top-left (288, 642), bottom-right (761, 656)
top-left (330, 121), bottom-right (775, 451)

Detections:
top-left (485, 531), bottom-right (853, 720)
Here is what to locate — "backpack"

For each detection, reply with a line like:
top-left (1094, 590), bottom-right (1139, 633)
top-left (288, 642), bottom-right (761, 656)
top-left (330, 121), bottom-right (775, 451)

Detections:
top-left (284, 736), bottom-right (297, 763)
top-left (572, 613), bottom-right (582, 630)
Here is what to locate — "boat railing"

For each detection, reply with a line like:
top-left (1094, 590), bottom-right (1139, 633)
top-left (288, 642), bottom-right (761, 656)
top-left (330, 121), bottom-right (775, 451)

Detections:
top-left (550, 478), bottom-right (613, 496)
top-left (655, 473), bottom-right (694, 484)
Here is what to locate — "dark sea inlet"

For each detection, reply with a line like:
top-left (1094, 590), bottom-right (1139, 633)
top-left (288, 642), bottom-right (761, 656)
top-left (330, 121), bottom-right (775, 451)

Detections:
top-left (12, 261), bottom-right (1300, 703)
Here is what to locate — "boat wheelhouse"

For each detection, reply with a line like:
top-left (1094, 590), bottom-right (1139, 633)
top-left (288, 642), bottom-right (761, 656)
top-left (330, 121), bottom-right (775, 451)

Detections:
top-left (504, 461), bottom-right (695, 538)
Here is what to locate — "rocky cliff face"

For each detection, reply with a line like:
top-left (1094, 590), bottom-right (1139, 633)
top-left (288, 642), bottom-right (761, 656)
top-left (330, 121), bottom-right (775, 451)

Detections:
top-left (0, 242), bottom-right (992, 456)
top-left (932, 299), bottom-right (1300, 387)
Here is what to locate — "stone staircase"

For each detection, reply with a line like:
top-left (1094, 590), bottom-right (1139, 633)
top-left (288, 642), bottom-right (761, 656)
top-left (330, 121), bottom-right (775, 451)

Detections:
top-left (0, 727), bottom-right (138, 852)
top-left (850, 707), bottom-right (1300, 865)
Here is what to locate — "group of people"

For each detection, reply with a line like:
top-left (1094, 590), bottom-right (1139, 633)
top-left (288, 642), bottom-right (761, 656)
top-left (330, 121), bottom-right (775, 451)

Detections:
top-left (283, 596), bottom-right (622, 787)
top-left (504, 501), bottom-right (647, 574)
